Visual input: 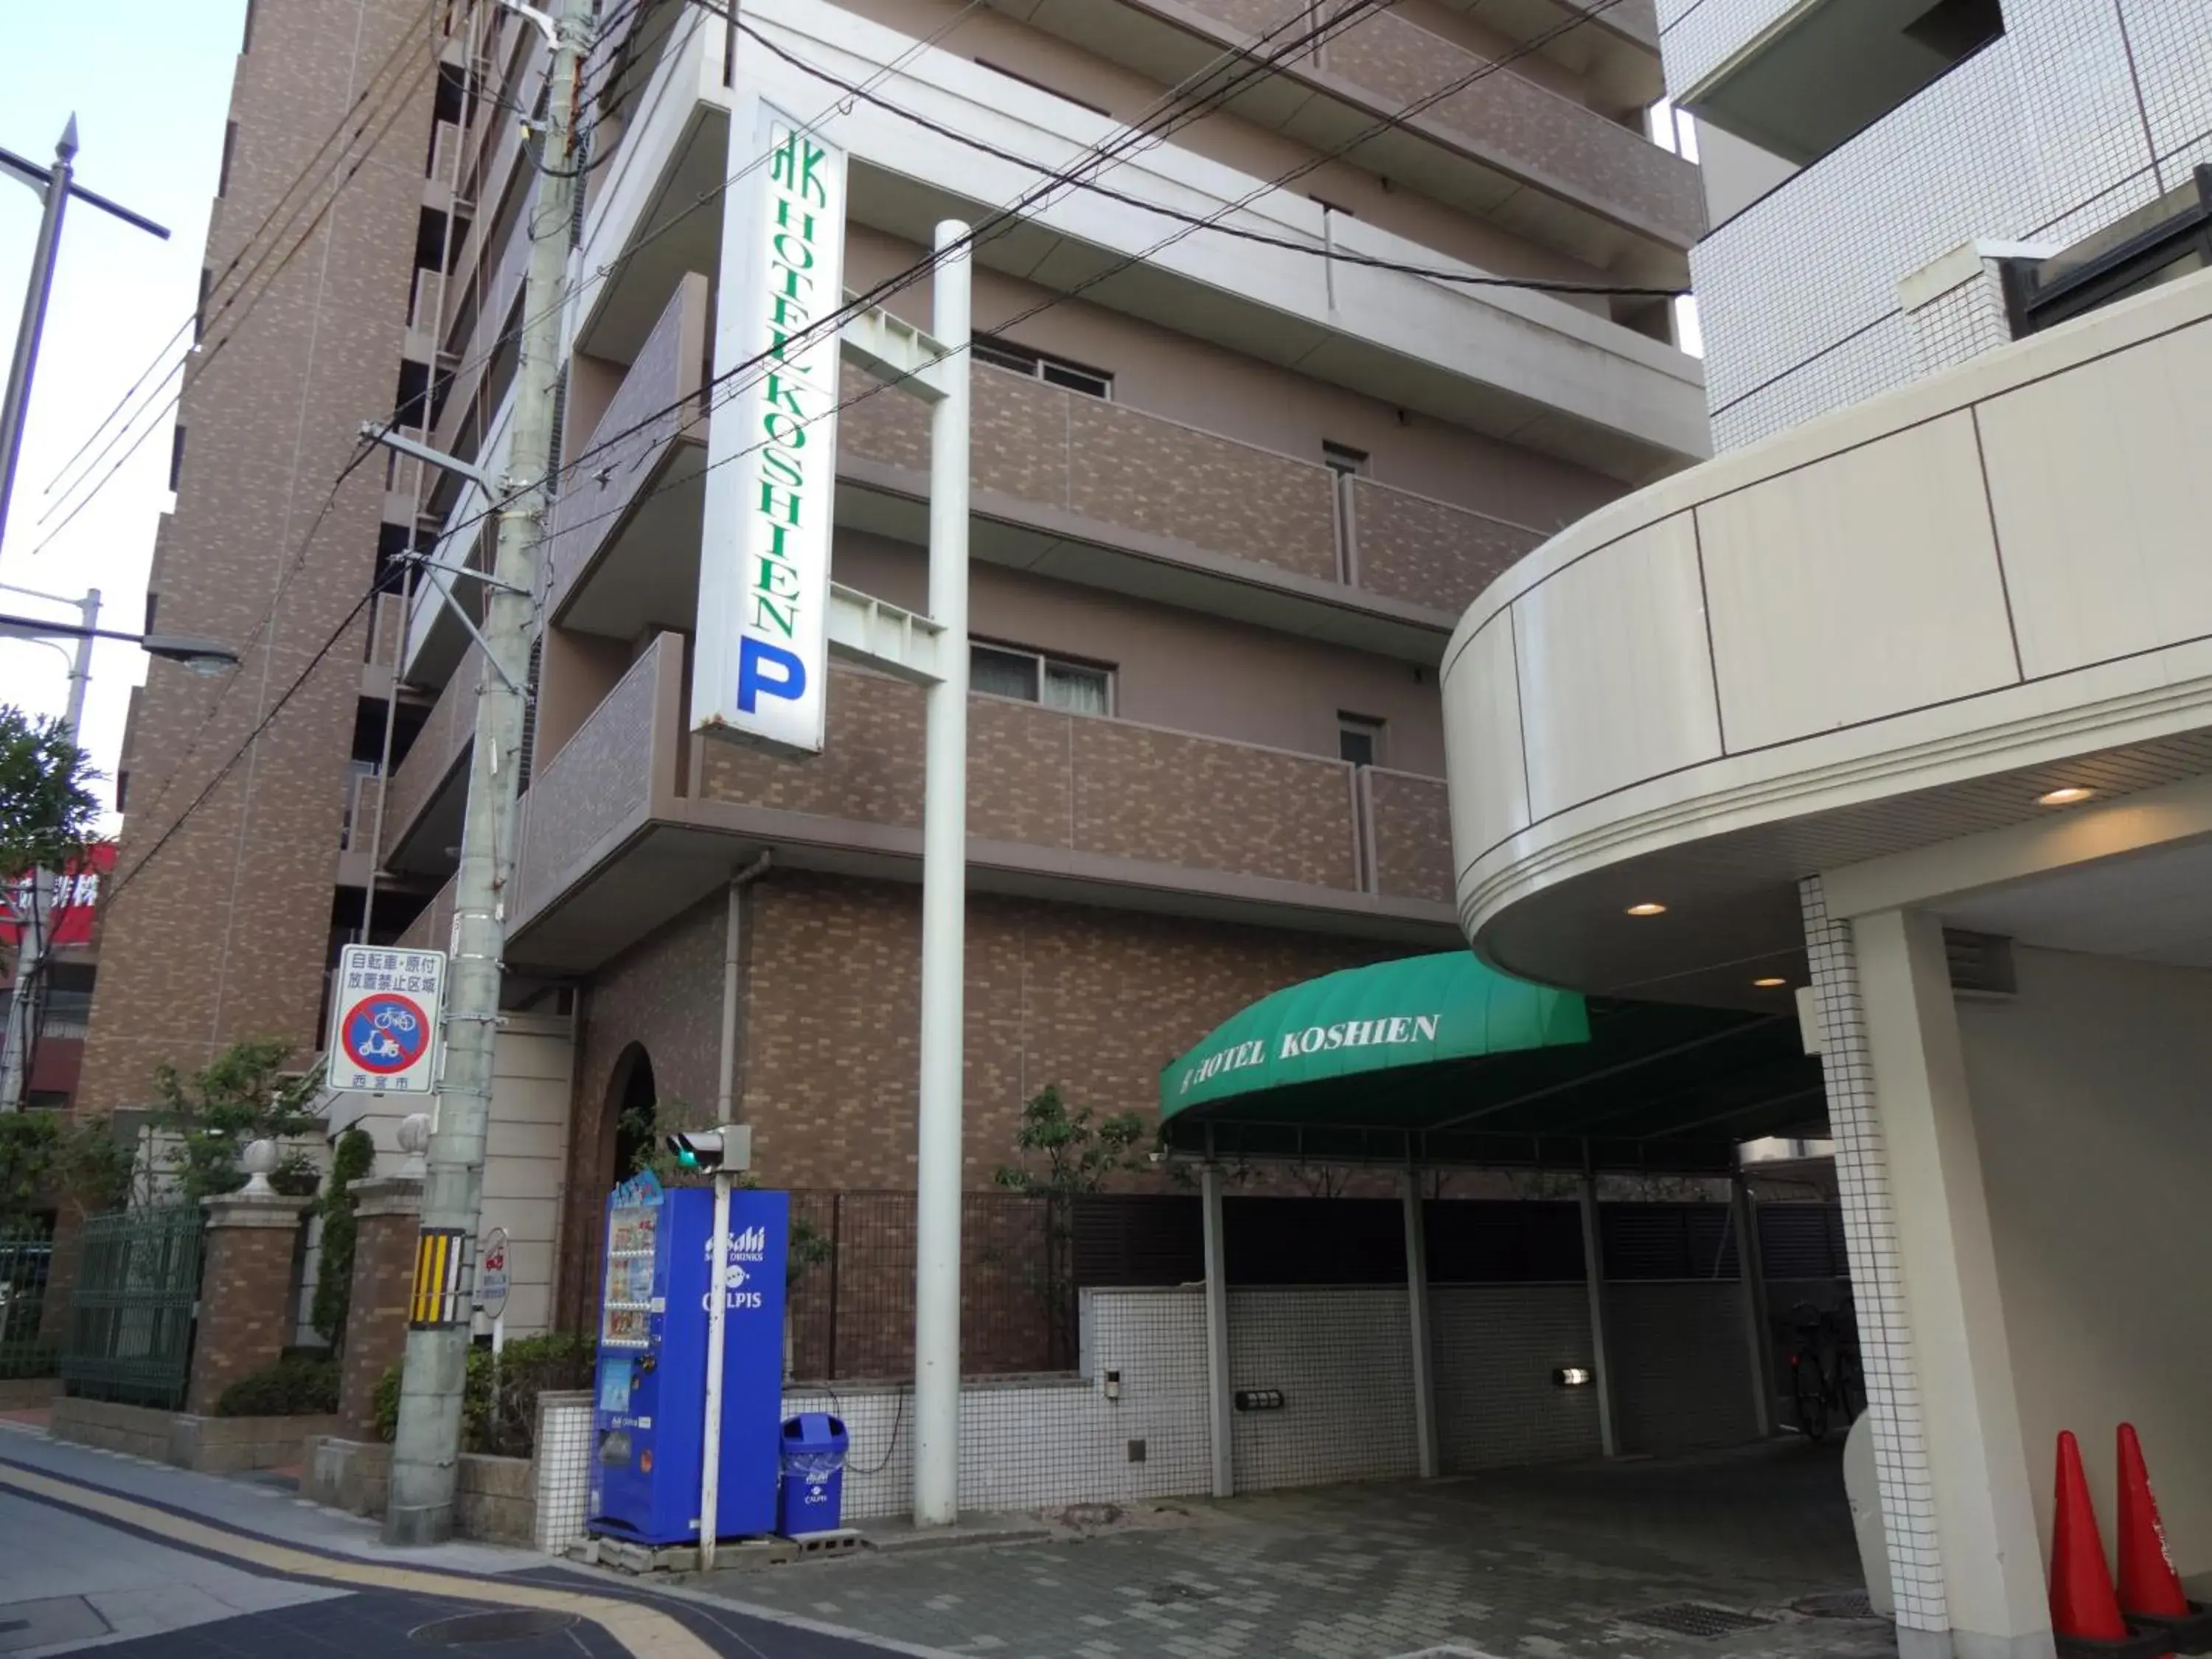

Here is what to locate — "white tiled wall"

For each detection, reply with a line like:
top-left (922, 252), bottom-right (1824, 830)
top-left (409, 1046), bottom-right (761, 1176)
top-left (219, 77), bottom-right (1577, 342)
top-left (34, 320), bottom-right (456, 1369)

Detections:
top-left (1684, 0), bottom-right (2212, 450)
top-left (1801, 877), bottom-right (1948, 1638)
top-left (535, 1391), bottom-right (596, 1551)
top-left (1230, 1287), bottom-right (1419, 1492)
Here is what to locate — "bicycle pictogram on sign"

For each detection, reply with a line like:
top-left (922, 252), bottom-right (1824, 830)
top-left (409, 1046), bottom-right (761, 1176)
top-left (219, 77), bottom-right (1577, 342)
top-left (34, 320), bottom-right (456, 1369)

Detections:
top-left (341, 993), bottom-right (431, 1076)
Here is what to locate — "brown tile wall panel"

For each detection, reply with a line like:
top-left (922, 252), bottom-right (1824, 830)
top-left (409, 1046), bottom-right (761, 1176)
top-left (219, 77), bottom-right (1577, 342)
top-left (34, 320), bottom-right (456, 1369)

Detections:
top-left (543, 276), bottom-right (707, 615)
top-left (1322, 9), bottom-right (1703, 242)
top-left (513, 639), bottom-right (663, 912)
top-left (696, 667), bottom-right (927, 826)
top-left (555, 900), bottom-right (728, 1329)
top-left (1352, 477), bottom-right (1543, 616)
top-left (1067, 397), bottom-right (1338, 582)
top-left (396, 875), bottom-right (457, 951)
top-left (1367, 768), bottom-right (1455, 905)
top-left (972, 370), bottom-right (1074, 509)
top-left (1194, 0), bottom-right (1312, 38)
top-left (838, 360), bottom-right (931, 473)
top-left (338, 1186), bottom-right (422, 1439)
top-left (382, 645), bottom-right (479, 849)
top-left (188, 1206), bottom-right (310, 1414)
top-left (77, 0), bottom-right (434, 1119)
top-left (967, 696), bottom-right (1073, 848)
top-left (1071, 721), bottom-right (1360, 889)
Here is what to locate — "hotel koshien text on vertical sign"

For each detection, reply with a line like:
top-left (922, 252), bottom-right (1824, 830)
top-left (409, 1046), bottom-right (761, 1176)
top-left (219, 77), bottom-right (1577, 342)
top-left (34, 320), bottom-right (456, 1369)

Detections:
top-left (694, 99), bottom-right (848, 756)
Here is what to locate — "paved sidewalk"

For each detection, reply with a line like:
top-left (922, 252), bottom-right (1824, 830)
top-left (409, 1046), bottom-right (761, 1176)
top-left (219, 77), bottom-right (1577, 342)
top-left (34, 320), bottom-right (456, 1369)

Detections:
top-left (699, 1440), bottom-right (1897, 1659)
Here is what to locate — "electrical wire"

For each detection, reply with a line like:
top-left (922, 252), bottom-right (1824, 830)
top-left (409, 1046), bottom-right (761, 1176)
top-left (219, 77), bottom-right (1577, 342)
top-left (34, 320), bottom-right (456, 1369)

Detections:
top-left (32, 43), bottom-right (447, 550)
top-left (108, 0), bottom-right (1630, 898)
top-left (37, 0), bottom-right (445, 505)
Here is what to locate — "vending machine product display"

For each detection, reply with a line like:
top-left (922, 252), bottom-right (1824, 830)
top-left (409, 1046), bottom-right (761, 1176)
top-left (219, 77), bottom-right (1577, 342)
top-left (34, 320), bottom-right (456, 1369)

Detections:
top-left (587, 1171), bottom-right (790, 1545)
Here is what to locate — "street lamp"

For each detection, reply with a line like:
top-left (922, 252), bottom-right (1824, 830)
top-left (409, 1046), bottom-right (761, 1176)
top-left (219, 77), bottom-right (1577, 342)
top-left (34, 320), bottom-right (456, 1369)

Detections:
top-left (0, 595), bottom-right (238, 1112)
top-left (0, 612), bottom-right (240, 674)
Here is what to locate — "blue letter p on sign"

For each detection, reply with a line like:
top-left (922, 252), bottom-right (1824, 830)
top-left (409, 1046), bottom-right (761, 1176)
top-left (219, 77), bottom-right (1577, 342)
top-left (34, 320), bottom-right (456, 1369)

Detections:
top-left (737, 636), bottom-right (808, 713)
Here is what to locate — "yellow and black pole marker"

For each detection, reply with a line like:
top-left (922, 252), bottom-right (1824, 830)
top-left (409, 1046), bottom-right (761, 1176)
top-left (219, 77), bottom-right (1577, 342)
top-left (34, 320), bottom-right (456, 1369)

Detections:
top-left (409, 1227), bottom-right (473, 1328)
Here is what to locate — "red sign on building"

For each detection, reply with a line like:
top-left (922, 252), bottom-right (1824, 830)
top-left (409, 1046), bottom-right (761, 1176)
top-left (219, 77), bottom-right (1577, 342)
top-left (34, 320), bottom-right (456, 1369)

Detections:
top-left (1, 841), bottom-right (115, 953)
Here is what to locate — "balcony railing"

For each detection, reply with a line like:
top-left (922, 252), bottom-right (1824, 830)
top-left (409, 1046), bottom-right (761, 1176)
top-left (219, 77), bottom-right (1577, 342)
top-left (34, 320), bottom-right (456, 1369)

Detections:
top-left (509, 636), bottom-right (1455, 969)
top-left (396, 874), bottom-right (457, 952)
top-left (340, 767), bottom-right (384, 855)
top-left (512, 644), bottom-right (664, 918)
top-left (1015, 0), bottom-right (1700, 249)
top-left (381, 648), bottom-right (479, 860)
top-left (543, 275), bottom-right (708, 619)
top-left (696, 667), bottom-right (1369, 892)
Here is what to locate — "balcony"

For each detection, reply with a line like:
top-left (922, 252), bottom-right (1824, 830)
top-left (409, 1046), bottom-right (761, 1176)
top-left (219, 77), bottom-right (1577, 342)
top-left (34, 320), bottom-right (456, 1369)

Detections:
top-left (571, 7), bottom-right (1706, 484)
top-left (985, 0), bottom-right (1699, 274)
top-left (507, 634), bottom-right (1458, 972)
top-left (380, 649), bottom-right (480, 875)
top-left (338, 765), bottom-right (383, 890)
top-left (545, 278), bottom-right (1545, 662)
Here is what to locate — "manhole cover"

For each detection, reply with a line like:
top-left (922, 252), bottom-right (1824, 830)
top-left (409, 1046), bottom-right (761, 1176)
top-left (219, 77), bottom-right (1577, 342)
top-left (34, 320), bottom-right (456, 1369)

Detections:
top-left (410, 1610), bottom-right (582, 1646)
top-left (1621, 1603), bottom-right (1776, 1640)
top-left (1795, 1590), bottom-right (1876, 1619)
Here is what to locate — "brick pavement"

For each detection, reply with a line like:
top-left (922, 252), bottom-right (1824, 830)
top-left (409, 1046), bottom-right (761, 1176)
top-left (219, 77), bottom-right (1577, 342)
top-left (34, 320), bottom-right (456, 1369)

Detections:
top-left (705, 1440), bottom-right (1899, 1659)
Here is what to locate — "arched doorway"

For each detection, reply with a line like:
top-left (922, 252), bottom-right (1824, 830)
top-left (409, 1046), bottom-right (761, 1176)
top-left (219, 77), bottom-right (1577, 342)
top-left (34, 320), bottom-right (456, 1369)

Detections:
top-left (608, 1042), bottom-right (658, 1186)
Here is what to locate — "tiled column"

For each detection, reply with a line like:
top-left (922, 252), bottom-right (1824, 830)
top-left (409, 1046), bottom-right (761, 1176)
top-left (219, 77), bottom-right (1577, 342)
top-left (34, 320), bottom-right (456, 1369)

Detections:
top-left (187, 1194), bottom-right (312, 1416)
top-left (1800, 877), bottom-right (1951, 1653)
top-left (338, 1176), bottom-right (424, 1440)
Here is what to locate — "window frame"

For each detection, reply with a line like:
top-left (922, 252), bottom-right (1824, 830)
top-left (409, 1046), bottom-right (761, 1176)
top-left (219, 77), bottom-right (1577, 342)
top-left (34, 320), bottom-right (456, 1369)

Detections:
top-left (1338, 712), bottom-right (1386, 768)
top-left (970, 332), bottom-right (1113, 400)
top-left (970, 638), bottom-right (1116, 717)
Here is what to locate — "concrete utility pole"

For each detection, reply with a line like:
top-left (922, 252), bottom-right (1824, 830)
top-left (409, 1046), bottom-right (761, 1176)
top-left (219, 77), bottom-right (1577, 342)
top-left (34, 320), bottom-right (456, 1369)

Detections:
top-left (0, 119), bottom-right (167, 554)
top-left (911, 220), bottom-right (973, 1528)
top-left (0, 585), bottom-right (94, 1115)
top-left (384, 0), bottom-right (591, 1545)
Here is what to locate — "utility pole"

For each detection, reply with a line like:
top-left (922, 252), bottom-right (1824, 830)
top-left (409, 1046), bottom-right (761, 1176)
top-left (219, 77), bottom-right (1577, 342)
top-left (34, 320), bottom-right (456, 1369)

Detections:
top-left (0, 119), bottom-right (167, 554)
top-left (384, 0), bottom-right (591, 1545)
top-left (0, 585), bottom-right (95, 1114)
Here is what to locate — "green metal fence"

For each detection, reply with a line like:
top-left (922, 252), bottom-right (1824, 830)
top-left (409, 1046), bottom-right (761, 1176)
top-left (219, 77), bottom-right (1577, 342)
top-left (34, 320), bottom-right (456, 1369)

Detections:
top-left (61, 1206), bottom-right (202, 1408)
top-left (0, 1233), bottom-right (55, 1380)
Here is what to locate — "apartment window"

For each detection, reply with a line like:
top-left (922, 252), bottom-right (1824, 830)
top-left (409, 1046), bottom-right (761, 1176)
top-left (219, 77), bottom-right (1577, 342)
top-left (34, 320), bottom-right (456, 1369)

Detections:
top-left (1338, 714), bottom-right (1385, 768)
top-left (240, 0), bottom-right (255, 52)
top-left (1324, 442), bottom-right (1367, 582)
top-left (2005, 167), bottom-right (2212, 336)
top-left (195, 267), bottom-right (212, 344)
top-left (168, 426), bottom-right (187, 493)
top-left (970, 333), bottom-right (1112, 400)
top-left (219, 121), bottom-right (237, 197)
top-left (972, 641), bottom-right (1112, 715)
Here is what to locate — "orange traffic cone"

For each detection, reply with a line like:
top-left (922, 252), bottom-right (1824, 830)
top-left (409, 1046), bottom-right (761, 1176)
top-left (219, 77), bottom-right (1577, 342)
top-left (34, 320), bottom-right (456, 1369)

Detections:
top-left (2118, 1423), bottom-right (2191, 1619)
top-left (2052, 1430), bottom-right (2129, 1641)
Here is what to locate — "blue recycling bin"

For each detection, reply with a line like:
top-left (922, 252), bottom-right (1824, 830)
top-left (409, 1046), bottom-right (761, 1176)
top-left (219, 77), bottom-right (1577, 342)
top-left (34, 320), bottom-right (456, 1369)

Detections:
top-left (777, 1413), bottom-right (849, 1535)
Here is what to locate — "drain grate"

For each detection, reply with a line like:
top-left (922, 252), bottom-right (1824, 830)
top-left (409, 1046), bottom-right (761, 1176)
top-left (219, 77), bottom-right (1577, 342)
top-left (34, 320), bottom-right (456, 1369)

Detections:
top-left (1622, 1603), bottom-right (1776, 1640)
top-left (1795, 1590), bottom-right (1876, 1620)
top-left (410, 1610), bottom-right (581, 1646)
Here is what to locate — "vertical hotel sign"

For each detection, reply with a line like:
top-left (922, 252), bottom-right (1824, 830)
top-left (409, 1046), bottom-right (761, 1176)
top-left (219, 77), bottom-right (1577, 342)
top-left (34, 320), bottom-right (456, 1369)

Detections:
top-left (694, 97), bottom-right (848, 755)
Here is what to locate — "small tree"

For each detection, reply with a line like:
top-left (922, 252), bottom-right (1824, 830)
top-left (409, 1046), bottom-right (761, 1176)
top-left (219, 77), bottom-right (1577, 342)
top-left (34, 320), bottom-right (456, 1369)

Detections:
top-left (992, 1086), bottom-right (1147, 1368)
top-left (149, 1040), bottom-right (322, 1203)
top-left (0, 706), bottom-right (97, 886)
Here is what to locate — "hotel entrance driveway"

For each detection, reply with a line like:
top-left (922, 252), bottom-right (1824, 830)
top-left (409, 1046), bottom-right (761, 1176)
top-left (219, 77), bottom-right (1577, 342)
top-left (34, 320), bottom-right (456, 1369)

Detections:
top-left (712, 1437), bottom-right (1894, 1659)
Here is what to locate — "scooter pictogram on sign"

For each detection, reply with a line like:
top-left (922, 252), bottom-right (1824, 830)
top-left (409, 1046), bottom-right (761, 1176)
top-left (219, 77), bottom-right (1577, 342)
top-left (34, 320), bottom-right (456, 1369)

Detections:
top-left (342, 993), bottom-right (430, 1076)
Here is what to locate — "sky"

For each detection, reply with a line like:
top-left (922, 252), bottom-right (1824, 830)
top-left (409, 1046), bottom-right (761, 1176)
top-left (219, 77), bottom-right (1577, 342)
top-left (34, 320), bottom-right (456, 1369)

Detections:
top-left (0, 0), bottom-right (248, 828)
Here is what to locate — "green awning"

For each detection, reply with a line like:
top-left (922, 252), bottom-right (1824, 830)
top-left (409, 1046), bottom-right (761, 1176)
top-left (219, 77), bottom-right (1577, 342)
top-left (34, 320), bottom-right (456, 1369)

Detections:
top-left (1161, 952), bottom-right (1590, 1119)
top-left (1158, 953), bottom-right (1826, 1172)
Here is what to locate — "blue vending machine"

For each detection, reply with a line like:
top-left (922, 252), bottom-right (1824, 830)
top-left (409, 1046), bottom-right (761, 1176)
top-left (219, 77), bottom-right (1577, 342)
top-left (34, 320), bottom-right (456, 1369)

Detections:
top-left (587, 1172), bottom-right (789, 1545)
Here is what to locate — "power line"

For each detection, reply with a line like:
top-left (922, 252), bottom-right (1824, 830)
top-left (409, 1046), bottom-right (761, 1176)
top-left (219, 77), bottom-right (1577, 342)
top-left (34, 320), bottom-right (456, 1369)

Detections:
top-left (32, 44), bottom-right (446, 549)
top-left (38, 0), bottom-right (444, 504)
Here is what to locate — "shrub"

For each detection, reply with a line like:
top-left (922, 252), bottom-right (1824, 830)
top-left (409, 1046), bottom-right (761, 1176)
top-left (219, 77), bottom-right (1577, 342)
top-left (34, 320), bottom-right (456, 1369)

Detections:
top-left (214, 1352), bottom-right (339, 1417)
top-left (310, 1130), bottom-right (375, 1350)
top-left (372, 1329), bottom-right (596, 1458)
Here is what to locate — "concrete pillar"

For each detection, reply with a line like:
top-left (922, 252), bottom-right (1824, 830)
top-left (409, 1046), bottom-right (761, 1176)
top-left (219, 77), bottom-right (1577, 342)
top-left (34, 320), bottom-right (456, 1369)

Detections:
top-left (187, 1194), bottom-right (312, 1416)
top-left (1200, 1163), bottom-right (1234, 1499)
top-left (1855, 907), bottom-right (2051, 1659)
top-left (1731, 1173), bottom-right (1774, 1437)
top-left (1803, 876), bottom-right (1955, 1654)
top-left (1576, 1172), bottom-right (1618, 1458)
top-left (338, 1176), bottom-right (425, 1440)
top-left (1402, 1170), bottom-right (1439, 1478)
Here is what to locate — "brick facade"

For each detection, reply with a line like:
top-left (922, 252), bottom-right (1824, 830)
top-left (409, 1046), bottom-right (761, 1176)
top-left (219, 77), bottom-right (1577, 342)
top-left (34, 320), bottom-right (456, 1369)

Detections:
top-left (187, 1195), bottom-right (311, 1416)
top-left (554, 871), bottom-right (1398, 1328)
top-left (338, 1176), bottom-right (424, 1439)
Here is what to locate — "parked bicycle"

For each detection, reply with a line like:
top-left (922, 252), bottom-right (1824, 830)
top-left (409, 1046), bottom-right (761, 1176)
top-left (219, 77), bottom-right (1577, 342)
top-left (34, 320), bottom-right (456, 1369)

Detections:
top-left (1786, 1298), bottom-right (1863, 1443)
